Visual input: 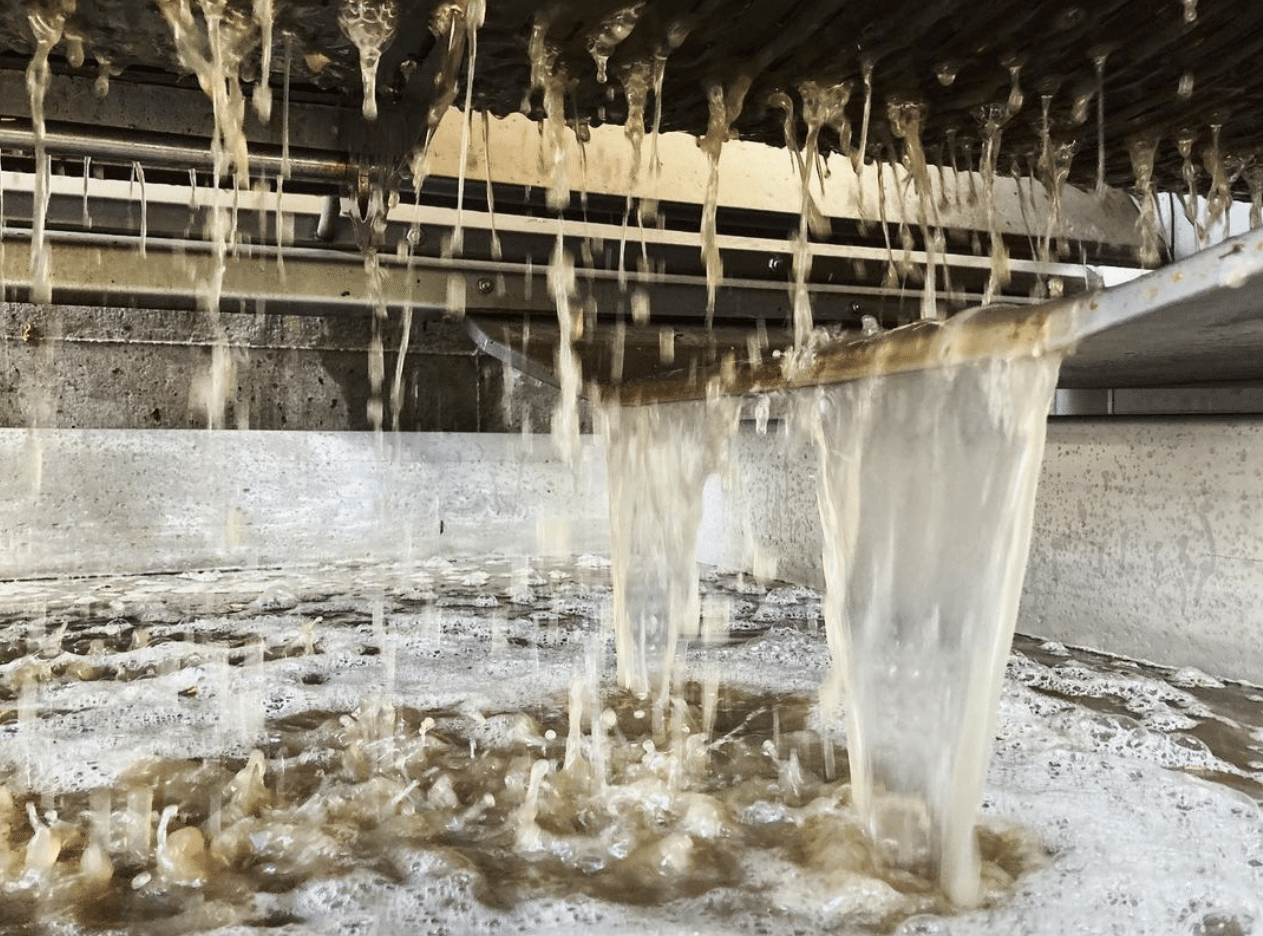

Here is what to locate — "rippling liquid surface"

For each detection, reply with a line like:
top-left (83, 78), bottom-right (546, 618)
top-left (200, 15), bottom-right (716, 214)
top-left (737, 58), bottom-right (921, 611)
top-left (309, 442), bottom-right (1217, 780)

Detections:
top-left (1, 558), bottom-right (1261, 935)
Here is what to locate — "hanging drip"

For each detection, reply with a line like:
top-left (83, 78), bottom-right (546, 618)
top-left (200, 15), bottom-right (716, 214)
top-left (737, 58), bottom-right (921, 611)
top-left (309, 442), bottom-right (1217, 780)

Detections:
top-left (523, 15), bottom-right (571, 211)
top-left (25, 1), bottom-right (75, 305)
top-left (1128, 135), bottom-right (1163, 267)
top-left (1245, 160), bottom-right (1263, 231)
top-left (1177, 130), bottom-right (1206, 247)
top-left (586, 3), bottom-right (644, 85)
top-left (698, 75), bottom-right (752, 326)
top-left (336, 0), bottom-right (400, 122)
top-left (1090, 48), bottom-right (1111, 194)
top-left (451, 0), bottom-right (486, 258)
top-left (251, 0), bottom-right (274, 121)
top-left (974, 102), bottom-right (1013, 304)
top-left (888, 97), bottom-right (939, 320)
top-left (131, 161), bottom-right (148, 258)
top-left (1202, 122), bottom-right (1234, 239)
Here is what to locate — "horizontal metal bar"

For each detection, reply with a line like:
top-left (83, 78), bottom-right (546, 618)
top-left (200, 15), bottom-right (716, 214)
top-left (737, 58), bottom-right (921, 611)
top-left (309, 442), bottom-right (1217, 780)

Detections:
top-left (0, 164), bottom-right (1054, 313)
top-left (0, 165), bottom-right (1087, 285)
top-left (604, 227), bottom-right (1263, 403)
top-left (4, 230), bottom-right (983, 319)
top-left (0, 122), bottom-right (352, 184)
top-left (409, 203), bottom-right (1091, 282)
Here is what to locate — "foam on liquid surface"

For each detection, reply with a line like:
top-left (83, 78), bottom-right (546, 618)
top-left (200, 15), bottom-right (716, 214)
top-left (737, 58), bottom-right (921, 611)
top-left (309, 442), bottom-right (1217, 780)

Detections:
top-left (1, 560), bottom-right (1261, 934)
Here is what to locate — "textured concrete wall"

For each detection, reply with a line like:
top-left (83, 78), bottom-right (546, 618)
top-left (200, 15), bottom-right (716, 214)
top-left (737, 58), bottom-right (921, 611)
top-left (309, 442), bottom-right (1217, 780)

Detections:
top-left (4, 418), bottom-right (1261, 682)
top-left (702, 418), bottom-right (1263, 683)
top-left (0, 303), bottom-right (566, 433)
top-left (1021, 418), bottom-right (1263, 683)
top-left (699, 423), bottom-right (823, 588)
top-left (0, 430), bottom-right (607, 579)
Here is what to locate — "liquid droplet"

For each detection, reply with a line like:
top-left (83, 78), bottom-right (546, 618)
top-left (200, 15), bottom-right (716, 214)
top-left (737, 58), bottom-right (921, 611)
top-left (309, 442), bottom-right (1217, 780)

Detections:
top-left (587, 3), bottom-right (644, 84)
top-left (336, 0), bottom-right (400, 122)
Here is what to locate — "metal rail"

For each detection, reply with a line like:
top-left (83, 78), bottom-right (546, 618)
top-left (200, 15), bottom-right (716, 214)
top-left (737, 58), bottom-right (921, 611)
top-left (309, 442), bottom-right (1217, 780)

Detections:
top-left (469, 228), bottom-right (1263, 403)
top-left (0, 122), bottom-right (352, 184)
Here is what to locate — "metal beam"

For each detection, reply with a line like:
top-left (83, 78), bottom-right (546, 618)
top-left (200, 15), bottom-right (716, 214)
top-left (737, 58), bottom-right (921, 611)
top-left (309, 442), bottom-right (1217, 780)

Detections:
top-left (1, 231), bottom-right (957, 322)
top-left (0, 122), bottom-right (351, 184)
top-left (469, 228), bottom-right (1263, 403)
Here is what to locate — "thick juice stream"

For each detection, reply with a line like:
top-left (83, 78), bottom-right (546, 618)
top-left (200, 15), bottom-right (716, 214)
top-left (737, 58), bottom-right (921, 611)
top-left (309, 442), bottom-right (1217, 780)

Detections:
top-left (797, 353), bottom-right (1062, 905)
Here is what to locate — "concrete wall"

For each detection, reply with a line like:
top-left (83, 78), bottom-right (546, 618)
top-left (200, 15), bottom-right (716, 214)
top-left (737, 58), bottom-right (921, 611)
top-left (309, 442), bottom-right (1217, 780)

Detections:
top-left (0, 430), bottom-right (607, 579)
top-left (3, 417), bottom-right (1262, 682)
top-left (703, 418), bottom-right (1263, 684)
top-left (1022, 418), bottom-right (1263, 682)
top-left (1, 302), bottom-right (565, 433)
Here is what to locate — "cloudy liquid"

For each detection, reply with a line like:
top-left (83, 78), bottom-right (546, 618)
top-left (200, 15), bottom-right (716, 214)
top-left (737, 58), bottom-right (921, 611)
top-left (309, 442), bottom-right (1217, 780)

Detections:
top-left (797, 354), bottom-right (1062, 905)
top-left (0, 560), bottom-right (1261, 935)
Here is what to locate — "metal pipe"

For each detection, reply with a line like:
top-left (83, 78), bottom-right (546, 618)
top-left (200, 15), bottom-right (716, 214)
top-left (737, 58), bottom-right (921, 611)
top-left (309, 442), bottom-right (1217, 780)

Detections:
top-left (0, 121), bottom-right (351, 184)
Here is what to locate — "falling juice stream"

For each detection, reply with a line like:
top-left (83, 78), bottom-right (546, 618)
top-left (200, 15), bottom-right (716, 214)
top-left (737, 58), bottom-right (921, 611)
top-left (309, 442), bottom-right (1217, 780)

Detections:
top-left (798, 353), bottom-right (1062, 905)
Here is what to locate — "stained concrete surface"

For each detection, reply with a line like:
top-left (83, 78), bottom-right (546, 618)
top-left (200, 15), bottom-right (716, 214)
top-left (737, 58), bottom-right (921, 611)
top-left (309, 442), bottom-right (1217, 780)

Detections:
top-left (1020, 418), bottom-right (1263, 684)
top-left (704, 418), bottom-right (1263, 683)
top-left (2, 411), bottom-right (1261, 682)
top-left (0, 430), bottom-right (607, 578)
top-left (0, 303), bottom-right (570, 433)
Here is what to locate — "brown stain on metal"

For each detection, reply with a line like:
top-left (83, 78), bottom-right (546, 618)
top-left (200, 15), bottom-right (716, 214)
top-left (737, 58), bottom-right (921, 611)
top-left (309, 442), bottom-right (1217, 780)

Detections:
top-left (611, 303), bottom-right (1065, 405)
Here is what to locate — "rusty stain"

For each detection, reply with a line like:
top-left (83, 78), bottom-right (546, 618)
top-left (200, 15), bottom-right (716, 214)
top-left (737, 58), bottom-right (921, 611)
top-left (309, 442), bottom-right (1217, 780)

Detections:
top-left (611, 304), bottom-right (1066, 405)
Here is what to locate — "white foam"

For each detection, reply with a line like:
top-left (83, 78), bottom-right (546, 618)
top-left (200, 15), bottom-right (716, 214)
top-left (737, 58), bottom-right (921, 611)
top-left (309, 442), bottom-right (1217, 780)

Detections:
top-left (1, 560), bottom-right (1262, 934)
